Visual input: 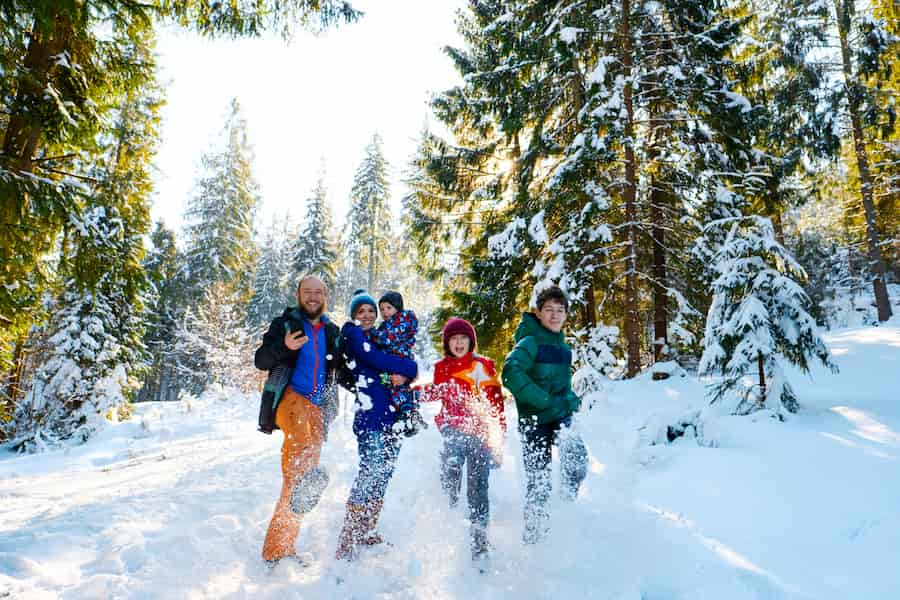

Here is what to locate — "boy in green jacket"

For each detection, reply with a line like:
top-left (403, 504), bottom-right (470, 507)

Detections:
top-left (502, 285), bottom-right (588, 544)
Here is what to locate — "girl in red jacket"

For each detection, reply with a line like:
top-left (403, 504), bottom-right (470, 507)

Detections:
top-left (424, 317), bottom-right (506, 562)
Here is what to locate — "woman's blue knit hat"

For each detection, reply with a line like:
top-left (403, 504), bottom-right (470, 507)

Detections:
top-left (349, 288), bottom-right (377, 318)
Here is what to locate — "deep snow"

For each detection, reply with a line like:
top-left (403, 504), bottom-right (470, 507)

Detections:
top-left (1, 323), bottom-right (898, 599)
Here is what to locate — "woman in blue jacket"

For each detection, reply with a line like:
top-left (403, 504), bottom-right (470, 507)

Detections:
top-left (336, 290), bottom-right (418, 560)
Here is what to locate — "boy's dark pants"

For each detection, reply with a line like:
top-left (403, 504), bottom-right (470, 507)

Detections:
top-left (519, 414), bottom-right (588, 543)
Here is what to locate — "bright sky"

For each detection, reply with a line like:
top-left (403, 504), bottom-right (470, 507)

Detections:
top-left (150, 0), bottom-right (465, 240)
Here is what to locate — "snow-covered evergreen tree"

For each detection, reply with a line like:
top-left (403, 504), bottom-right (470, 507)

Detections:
top-left (571, 324), bottom-right (619, 399)
top-left (407, 0), bottom-right (754, 371)
top-left (177, 282), bottom-right (259, 393)
top-left (698, 216), bottom-right (837, 415)
top-left (737, 0), bottom-right (841, 243)
top-left (177, 99), bottom-right (261, 393)
top-left (10, 204), bottom-right (147, 450)
top-left (139, 222), bottom-right (185, 402)
top-left (183, 98), bottom-right (260, 306)
top-left (293, 164), bottom-right (338, 289)
top-left (248, 215), bottom-right (296, 330)
top-left (7, 76), bottom-right (159, 448)
top-left (824, 0), bottom-right (897, 321)
top-left (344, 133), bottom-right (392, 292)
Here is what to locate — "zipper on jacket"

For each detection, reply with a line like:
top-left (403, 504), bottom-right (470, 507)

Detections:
top-left (311, 322), bottom-right (323, 394)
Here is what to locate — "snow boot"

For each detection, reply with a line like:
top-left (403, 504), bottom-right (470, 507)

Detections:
top-left (289, 466), bottom-right (329, 515)
top-left (335, 501), bottom-right (367, 561)
top-left (360, 499), bottom-right (390, 547)
top-left (264, 552), bottom-right (313, 571)
top-left (523, 508), bottom-right (549, 545)
top-left (471, 526), bottom-right (489, 560)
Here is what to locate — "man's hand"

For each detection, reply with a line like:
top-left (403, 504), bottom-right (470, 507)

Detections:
top-left (284, 330), bottom-right (308, 351)
top-left (389, 374), bottom-right (408, 386)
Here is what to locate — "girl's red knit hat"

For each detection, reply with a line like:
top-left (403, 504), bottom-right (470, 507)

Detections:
top-left (442, 317), bottom-right (478, 356)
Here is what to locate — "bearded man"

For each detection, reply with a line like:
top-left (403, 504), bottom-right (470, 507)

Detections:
top-left (254, 275), bottom-right (342, 565)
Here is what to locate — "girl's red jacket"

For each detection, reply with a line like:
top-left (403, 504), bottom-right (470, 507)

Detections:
top-left (422, 352), bottom-right (507, 443)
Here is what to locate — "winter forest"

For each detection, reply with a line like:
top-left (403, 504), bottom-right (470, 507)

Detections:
top-left (1, 0), bottom-right (899, 598)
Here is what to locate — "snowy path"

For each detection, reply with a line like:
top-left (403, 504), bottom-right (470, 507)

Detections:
top-left (2, 324), bottom-right (899, 599)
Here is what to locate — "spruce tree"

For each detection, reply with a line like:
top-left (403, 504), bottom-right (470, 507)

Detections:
top-left (407, 0), bottom-right (755, 372)
top-left (10, 200), bottom-right (149, 450)
top-left (249, 215), bottom-right (296, 330)
top-left (698, 216), bottom-right (836, 415)
top-left (826, 0), bottom-right (897, 321)
top-left (140, 222), bottom-right (185, 402)
top-left (160, 0), bottom-right (361, 38)
top-left (177, 282), bottom-right (258, 393)
top-left (293, 164), bottom-right (338, 289)
top-left (178, 99), bottom-right (261, 392)
top-left (345, 133), bottom-right (392, 292)
top-left (183, 98), bottom-right (261, 305)
top-left (737, 0), bottom-right (842, 244)
top-left (5, 47), bottom-right (161, 448)
top-left (0, 1), bottom-right (158, 410)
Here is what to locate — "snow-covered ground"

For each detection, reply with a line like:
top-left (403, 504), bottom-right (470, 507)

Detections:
top-left (2, 323), bottom-right (899, 599)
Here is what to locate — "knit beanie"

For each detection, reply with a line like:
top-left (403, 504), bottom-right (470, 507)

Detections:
top-left (442, 317), bottom-right (477, 356)
top-left (378, 291), bottom-right (404, 312)
top-left (349, 289), bottom-right (377, 319)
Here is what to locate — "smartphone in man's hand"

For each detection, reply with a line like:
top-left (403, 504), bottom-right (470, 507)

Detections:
top-left (287, 321), bottom-right (307, 336)
top-left (284, 322), bottom-right (308, 350)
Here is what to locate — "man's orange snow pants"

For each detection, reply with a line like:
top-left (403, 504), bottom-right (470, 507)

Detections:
top-left (261, 387), bottom-right (324, 561)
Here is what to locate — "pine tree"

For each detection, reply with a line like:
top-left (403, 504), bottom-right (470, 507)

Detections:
top-left (140, 222), bottom-right (185, 402)
top-left (826, 0), bottom-right (897, 321)
top-left (293, 163), bottom-right (338, 289)
top-left (407, 1), bottom-right (755, 372)
top-left (5, 39), bottom-right (161, 448)
top-left (345, 133), bottom-right (392, 292)
top-left (249, 215), bottom-right (296, 330)
top-left (698, 216), bottom-right (836, 415)
top-left (178, 99), bottom-right (261, 393)
top-left (177, 282), bottom-right (258, 393)
top-left (868, 0), bottom-right (899, 276)
top-left (183, 98), bottom-right (261, 305)
top-left (737, 0), bottom-right (842, 244)
top-left (9, 201), bottom-right (148, 450)
top-left (0, 1), bottom-right (158, 412)
top-left (160, 0), bottom-right (361, 38)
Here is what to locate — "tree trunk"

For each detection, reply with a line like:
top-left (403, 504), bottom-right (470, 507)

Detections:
top-left (3, 334), bottom-right (28, 410)
top-left (367, 200), bottom-right (377, 291)
top-left (1, 13), bottom-right (73, 407)
top-left (2, 15), bottom-right (73, 173)
top-left (621, 0), bottom-right (641, 378)
top-left (757, 353), bottom-right (767, 406)
top-left (585, 280), bottom-right (598, 329)
top-left (833, 0), bottom-right (893, 322)
top-left (650, 184), bottom-right (668, 362)
top-left (763, 174), bottom-right (786, 246)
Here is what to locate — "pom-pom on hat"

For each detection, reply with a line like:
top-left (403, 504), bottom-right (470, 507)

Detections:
top-left (378, 291), bottom-right (404, 312)
top-left (442, 317), bottom-right (477, 356)
top-left (349, 289), bottom-right (377, 319)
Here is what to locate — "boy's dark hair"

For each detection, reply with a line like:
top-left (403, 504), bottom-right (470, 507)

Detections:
top-left (535, 285), bottom-right (569, 311)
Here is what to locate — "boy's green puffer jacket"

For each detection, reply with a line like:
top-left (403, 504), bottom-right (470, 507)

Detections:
top-left (502, 312), bottom-right (580, 425)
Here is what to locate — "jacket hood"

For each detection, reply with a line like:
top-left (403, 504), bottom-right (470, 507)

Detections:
top-left (513, 311), bottom-right (565, 344)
